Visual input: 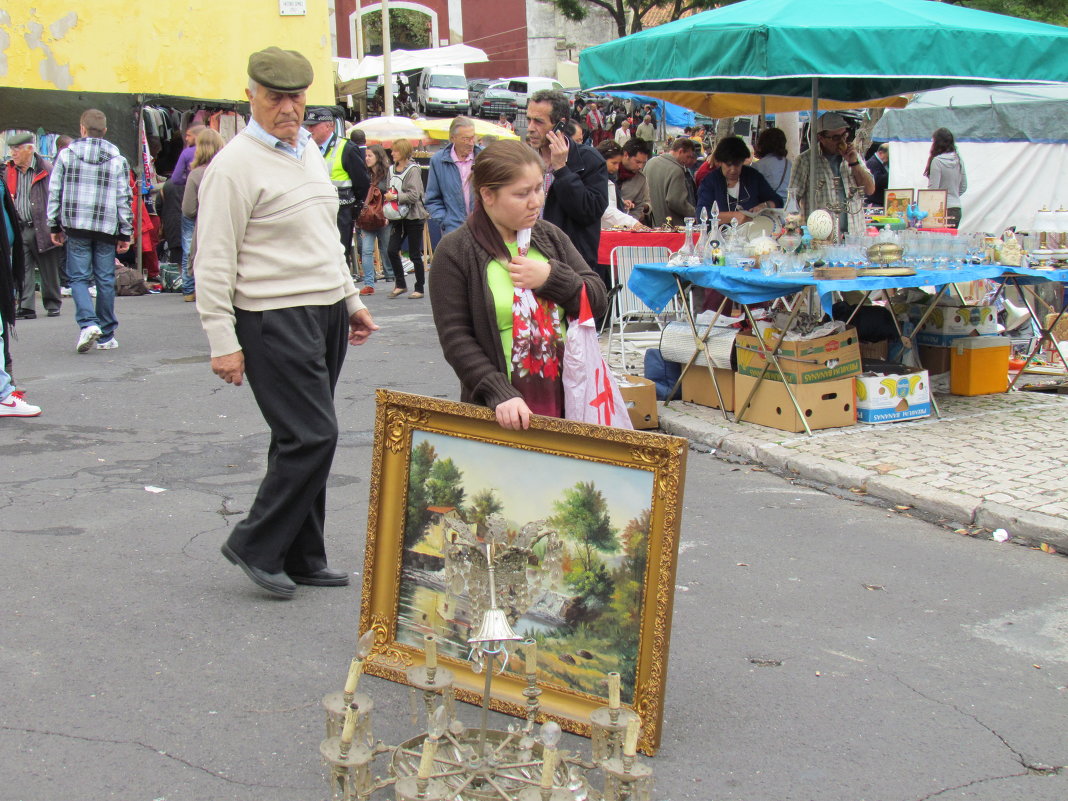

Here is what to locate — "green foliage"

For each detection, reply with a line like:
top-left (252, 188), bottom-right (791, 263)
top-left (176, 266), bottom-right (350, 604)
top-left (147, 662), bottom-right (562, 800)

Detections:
top-left (947, 0), bottom-right (1068, 25)
top-left (567, 561), bottom-right (615, 610)
top-left (362, 9), bottom-right (432, 52)
top-left (550, 481), bottom-right (619, 572)
top-left (545, 0), bottom-right (737, 37)
top-left (426, 458), bottom-right (466, 512)
top-left (468, 488), bottom-right (504, 530)
top-left (405, 440), bottom-right (437, 547)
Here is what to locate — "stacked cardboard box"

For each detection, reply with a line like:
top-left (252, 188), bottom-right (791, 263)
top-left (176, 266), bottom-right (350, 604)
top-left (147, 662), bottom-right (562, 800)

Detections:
top-left (732, 327), bottom-right (861, 432)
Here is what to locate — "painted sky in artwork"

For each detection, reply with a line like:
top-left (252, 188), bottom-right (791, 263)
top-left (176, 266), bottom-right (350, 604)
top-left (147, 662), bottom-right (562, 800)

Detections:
top-left (413, 431), bottom-right (653, 527)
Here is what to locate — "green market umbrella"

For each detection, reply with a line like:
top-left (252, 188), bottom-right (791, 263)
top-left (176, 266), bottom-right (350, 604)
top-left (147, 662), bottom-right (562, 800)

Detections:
top-left (580, 0), bottom-right (1068, 101)
top-left (580, 0), bottom-right (1068, 212)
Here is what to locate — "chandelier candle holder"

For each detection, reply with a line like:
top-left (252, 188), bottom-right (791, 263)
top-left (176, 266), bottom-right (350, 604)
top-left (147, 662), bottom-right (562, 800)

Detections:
top-left (324, 629), bottom-right (378, 740)
top-left (319, 532), bottom-right (656, 800)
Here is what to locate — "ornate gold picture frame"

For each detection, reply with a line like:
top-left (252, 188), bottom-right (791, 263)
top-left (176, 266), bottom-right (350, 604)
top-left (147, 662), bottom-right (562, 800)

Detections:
top-left (358, 390), bottom-right (687, 754)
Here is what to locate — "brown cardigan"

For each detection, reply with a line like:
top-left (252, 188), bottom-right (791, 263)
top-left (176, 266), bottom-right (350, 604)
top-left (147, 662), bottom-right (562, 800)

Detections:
top-left (429, 219), bottom-right (608, 410)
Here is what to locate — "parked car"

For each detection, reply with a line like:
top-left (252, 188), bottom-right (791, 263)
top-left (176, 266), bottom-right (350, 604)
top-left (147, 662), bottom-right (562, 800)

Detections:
top-left (504, 76), bottom-right (566, 111)
top-left (478, 80), bottom-right (520, 120)
top-left (417, 65), bottom-right (470, 116)
top-left (468, 78), bottom-right (498, 117)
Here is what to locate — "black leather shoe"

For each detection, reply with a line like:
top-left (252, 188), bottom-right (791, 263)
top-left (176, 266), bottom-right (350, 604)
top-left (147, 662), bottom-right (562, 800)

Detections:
top-left (47, 310), bottom-right (60, 317)
top-left (289, 567), bottom-right (350, 586)
top-left (221, 543), bottom-right (296, 598)
top-left (15, 309), bottom-right (36, 320)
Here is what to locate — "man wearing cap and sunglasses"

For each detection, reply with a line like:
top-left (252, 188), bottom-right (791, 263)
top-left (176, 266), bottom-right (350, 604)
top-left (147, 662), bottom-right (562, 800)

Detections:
top-left (304, 106), bottom-right (369, 275)
top-left (788, 112), bottom-right (875, 235)
top-left (195, 47), bottom-right (379, 600)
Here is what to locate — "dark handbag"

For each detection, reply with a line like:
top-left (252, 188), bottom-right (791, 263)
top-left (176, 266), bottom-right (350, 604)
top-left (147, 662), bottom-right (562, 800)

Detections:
top-left (357, 184), bottom-right (386, 230)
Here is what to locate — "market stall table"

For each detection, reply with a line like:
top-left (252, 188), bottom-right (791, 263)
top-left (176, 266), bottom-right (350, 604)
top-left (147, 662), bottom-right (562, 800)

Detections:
top-left (629, 262), bottom-right (1058, 434)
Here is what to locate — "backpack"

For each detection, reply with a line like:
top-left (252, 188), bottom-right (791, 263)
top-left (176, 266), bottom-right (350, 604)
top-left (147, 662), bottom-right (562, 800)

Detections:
top-left (383, 164), bottom-right (416, 221)
top-left (115, 265), bottom-right (151, 296)
top-left (356, 183), bottom-right (386, 230)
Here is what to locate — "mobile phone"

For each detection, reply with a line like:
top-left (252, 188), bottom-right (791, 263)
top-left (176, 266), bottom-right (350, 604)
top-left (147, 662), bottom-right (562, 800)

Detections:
top-left (551, 118), bottom-right (571, 137)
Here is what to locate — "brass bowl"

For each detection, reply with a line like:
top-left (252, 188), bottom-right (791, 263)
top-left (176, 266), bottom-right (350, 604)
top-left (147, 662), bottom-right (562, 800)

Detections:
top-left (867, 242), bottom-right (904, 265)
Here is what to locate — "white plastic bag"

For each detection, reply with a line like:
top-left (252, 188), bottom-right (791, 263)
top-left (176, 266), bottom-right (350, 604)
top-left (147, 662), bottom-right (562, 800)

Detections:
top-left (563, 287), bottom-right (633, 428)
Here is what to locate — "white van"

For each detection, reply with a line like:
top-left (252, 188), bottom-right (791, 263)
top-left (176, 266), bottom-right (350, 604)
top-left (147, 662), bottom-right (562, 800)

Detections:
top-left (417, 65), bottom-right (469, 116)
top-left (506, 76), bottom-right (566, 110)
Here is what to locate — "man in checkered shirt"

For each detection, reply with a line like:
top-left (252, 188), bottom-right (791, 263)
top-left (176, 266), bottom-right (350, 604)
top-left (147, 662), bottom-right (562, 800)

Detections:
top-left (47, 109), bottom-right (133, 353)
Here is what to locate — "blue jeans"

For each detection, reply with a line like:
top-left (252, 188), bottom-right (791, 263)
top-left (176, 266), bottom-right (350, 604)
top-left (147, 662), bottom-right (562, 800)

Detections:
top-left (66, 235), bottom-right (118, 341)
top-left (359, 225), bottom-right (393, 286)
top-left (180, 215), bottom-right (196, 295)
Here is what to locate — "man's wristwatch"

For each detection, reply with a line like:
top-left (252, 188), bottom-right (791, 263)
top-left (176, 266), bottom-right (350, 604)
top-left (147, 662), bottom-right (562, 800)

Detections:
top-left (848, 160), bottom-right (860, 167)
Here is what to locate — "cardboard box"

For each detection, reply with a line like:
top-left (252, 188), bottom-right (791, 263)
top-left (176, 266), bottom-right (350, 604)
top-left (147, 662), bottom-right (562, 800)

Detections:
top-left (735, 327), bottom-right (862, 385)
top-left (855, 369), bottom-right (931, 424)
top-left (909, 304), bottom-right (997, 347)
top-left (950, 336), bottom-right (1010, 396)
top-left (619, 375), bottom-right (658, 429)
top-left (918, 345), bottom-right (952, 374)
top-left (680, 366), bottom-right (735, 411)
top-left (733, 373), bottom-right (856, 433)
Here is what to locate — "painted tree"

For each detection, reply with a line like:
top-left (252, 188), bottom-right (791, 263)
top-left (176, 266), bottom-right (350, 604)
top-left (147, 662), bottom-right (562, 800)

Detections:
top-left (550, 481), bottom-right (620, 572)
top-left (426, 458), bottom-right (466, 512)
top-left (468, 488), bottom-right (504, 531)
top-left (405, 440), bottom-right (438, 546)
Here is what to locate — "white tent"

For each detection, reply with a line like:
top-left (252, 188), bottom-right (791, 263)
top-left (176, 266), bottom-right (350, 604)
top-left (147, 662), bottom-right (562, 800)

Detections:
top-left (334, 44), bottom-right (488, 84)
top-left (873, 83), bottom-right (1068, 234)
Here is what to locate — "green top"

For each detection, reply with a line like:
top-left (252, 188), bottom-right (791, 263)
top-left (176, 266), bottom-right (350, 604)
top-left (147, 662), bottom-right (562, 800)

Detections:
top-left (486, 241), bottom-right (564, 379)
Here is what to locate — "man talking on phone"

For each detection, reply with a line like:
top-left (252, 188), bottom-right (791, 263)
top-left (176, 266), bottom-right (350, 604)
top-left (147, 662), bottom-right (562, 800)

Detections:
top-left (788, 112), bottom-right (875, 235)
top-left (526, 90), bottom-right (609, 287)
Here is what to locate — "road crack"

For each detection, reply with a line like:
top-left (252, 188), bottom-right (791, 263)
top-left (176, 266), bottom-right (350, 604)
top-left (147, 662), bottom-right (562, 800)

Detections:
top-left (0, 724), bottom-right (306, 789)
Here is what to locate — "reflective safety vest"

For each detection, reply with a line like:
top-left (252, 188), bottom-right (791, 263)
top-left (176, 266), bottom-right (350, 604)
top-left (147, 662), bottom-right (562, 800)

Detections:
top-left (323, 137), bottom-right (351, 188)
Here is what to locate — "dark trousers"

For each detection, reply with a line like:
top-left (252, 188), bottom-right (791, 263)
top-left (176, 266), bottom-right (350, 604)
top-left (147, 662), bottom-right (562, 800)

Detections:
top-left (337, 200), bottom-right (356, 273)
top-left (19, 224), bottom-right (63, 314)
top-left (227, 302), bottom-right (349, 575)
top-left (388, 218), bottom-right (425, 293)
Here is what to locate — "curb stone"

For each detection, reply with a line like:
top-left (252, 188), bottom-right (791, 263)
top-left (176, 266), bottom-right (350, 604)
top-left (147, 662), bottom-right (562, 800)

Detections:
top-left (864, 475), bottom-right (980, 525)
top-left (974, 502), bottom-right (1068, 550)
top-left (658, 404), bottom-right (1066, 552)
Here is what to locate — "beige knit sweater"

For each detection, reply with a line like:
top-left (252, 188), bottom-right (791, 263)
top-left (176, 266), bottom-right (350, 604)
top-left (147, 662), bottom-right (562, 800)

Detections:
top-left (194, 133), bottom-right (364, 357)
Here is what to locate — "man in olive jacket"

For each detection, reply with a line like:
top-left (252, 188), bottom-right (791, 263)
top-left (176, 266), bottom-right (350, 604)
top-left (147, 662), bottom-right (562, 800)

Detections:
top-left (644, 137), bottom-right (698, 227)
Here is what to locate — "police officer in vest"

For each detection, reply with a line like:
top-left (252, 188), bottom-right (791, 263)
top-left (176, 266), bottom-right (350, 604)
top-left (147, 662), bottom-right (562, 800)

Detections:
top-left (304, 107), bottom-right (370, 274)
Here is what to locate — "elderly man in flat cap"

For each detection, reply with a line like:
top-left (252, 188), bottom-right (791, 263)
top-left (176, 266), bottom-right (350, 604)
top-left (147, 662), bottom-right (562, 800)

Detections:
top-left (788, 112), bottom-right (875, 235)
top-left (304, 106), bottom-right (369, 276)
top-left (195, 46), bottom-right (379, 600)
top-left (5, 133), bottom-right (64, 320)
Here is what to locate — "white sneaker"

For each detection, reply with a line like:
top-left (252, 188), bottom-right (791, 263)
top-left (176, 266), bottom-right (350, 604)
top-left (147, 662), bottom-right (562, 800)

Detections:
top-left (60, 286), bottom-right (72, 296)
top-left (76, 324), bottom-right (102, 353)
top-left (95, 338), bottom-right (119, 350)
top-left (0, 391), bottom-right (42, 417)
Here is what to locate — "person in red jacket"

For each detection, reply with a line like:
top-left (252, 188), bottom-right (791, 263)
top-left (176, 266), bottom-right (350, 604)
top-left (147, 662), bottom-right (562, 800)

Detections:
top-left (4, 133), bottom-right (64, 319)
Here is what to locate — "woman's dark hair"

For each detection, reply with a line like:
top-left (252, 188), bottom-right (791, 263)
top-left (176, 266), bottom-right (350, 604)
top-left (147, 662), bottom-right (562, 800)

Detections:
top-left (366, 144), bottom-right (390, 184)
top-left (754, 127), bottom-right (787, 159)
top-left (712, 135), bottom-right (751, 165)
top-left (596, 140), bottom-right (623, 160)
top-left (924, 127), bottom-right (957, 177)
top-left (468, 140), bottom-right (545, 262)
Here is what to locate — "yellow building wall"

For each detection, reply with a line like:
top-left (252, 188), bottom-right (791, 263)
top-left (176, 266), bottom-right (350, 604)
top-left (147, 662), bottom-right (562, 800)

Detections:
top-left (0, 1), bottom-right (336, 104)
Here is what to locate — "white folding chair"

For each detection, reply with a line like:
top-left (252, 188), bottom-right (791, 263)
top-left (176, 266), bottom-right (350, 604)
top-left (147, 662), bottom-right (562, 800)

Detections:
top-left (606, 245), bottom-right (675, 373)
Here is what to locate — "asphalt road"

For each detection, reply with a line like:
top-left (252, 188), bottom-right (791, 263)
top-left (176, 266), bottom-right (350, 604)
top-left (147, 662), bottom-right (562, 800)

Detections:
top-left (3, 289), bottom-right (1066, 801)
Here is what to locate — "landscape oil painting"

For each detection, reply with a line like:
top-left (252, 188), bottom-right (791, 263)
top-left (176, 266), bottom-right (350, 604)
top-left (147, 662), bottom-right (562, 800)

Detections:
top-left (358, 391), bottom-right (687, 753)
top-left (396, 429), bottom-right (654, 705)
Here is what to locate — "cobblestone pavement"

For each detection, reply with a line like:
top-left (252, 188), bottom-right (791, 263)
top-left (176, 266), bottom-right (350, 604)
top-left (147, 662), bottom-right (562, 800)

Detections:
top-left (657, 388), bottom-right (1068, 549)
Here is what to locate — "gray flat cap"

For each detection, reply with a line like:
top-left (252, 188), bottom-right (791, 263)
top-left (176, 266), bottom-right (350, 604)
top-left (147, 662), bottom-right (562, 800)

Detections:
top-left (248, 46), bottom-right (314, 92)
top-left (7, 132), bottom-right (34, 147)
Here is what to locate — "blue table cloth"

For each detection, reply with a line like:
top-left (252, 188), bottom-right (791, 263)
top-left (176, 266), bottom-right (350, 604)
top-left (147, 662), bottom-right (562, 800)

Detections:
top-left (627, 262), bottom-right (1062, 315)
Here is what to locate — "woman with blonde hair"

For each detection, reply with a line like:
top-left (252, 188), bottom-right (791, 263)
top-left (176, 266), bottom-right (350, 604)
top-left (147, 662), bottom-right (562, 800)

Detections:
top-left (384, 138), bottom-right (428, 298)
top-left (429, 140), bottom-right (606, 430)
top-left (180, 129), bottom-right (226, 301)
